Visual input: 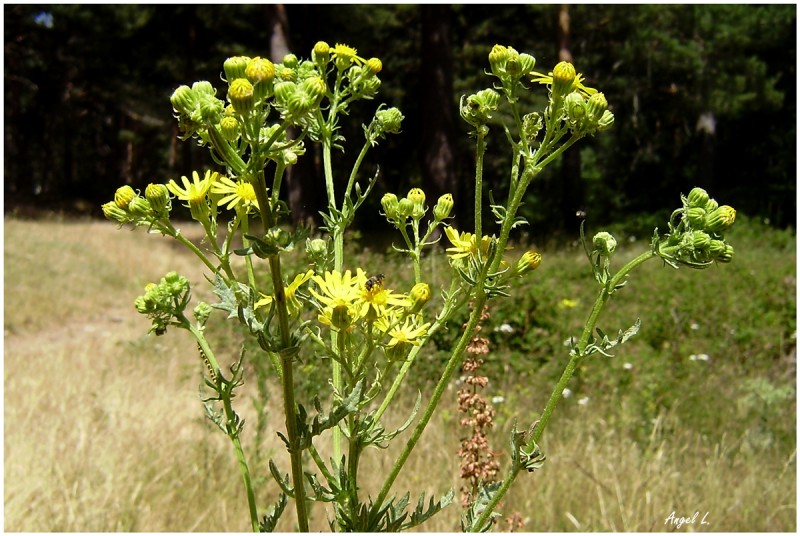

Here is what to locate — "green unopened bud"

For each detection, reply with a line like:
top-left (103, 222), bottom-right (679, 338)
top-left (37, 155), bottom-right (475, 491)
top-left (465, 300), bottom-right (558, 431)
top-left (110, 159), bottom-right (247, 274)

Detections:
top-left (193, 302), bottom-right (212, 325)
top-left (375, 107), bottom-right (404, 134)
top-left (397, 198), bottom-right (414, 219)
top-left (197, 95), bottom-right (224, 124)
top-left (228, 78), bottom-right (254, 114)
top-left (597, 110), bottom-right (615, 131)
top-left (564, 92), bottom-right (586, 122)
top-left (192, 81), bottom-right (215, 97)
top-left (128, 196), bottom-right (152, 217)
top-left (145, 183), bottom-right (170, 213)
top-left (312, 41), bottom-right (330, 64)
top-left (170, 85), bottom-right (196, 116)
top-left (407, 188), bottom-right (426, 219)
top-left (461, 89), bottom-right (501, 127)
top-left (219, 116), bottom-right (239, 141)
top-left (102, 201), bottom-right (129, 223)
top-left (409, 283), bottom-right (431, 313)
top-left (301, 76), bottom-right (327, 102)
top-left (705, 205), bottom-right (736, 233)
top-left (593, 231), bottom-right (617, 256)
top-left (287, 90), bottom-right (314, 117)
top-left (716, 244), bottom-right (734, 263)
top-left (708, 239), bottom-right (726, 257)
top-left (273, 81), bottom-right (297, 107)
top-left (433, 193), bottom-right (454, 221)
top-left (489, 44), bottom-right (510, 76)
top-left (687, 187), bottom-right (710, 209)
top-left (705, 198), bottom-right (719, 212)
top-left (365, 57), bottom-right (382, 74)
top-left (684, 207), bottom-right (705, 228)
top-left (246, 57), bottom-right (275, 101)
top-left (307, 237), bottom-right (328, 258)
top-left (282, 53), bottom-right (299, 69)
top-left (586, 92), bottom-right (608, 120)
top-left (223, 56), bottom-right (250, 82)
top-left (518, 53), bottom-right (536, 76)
top-left (690, 230), bottom-right (712, 250)
top-left (552, 61), bottom-right (576, 97)
top-left (114, 185), bottom-right (136, 209)
top-left (381, 193), bottom-right (400, 220)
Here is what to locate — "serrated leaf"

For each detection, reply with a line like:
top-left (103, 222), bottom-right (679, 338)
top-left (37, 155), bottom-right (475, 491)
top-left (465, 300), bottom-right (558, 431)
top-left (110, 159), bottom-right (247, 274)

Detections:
top-left (403, 489), bottom-right (455, 530)
top-left (259, 493), bottom-right (287, 532)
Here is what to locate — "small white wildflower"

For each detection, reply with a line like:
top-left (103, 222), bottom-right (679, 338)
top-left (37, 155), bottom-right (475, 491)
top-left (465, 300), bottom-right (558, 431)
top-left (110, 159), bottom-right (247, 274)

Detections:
top-left (690, 322), bottom-right (700, 331)
top-left (577, 396), bottom-right (590, 406)
top-left (562, 336), bottom-right (577, 347)
top-left (623, 362), bottom-right (633, 370)
top-left (495, 323), bottom-right (514, 334)
top-left (491, 395), bottom-right (505, 405)
top-left (689, 353), bottom-right (710, 362)
top-left (562, 388), bottom-right (572, 399)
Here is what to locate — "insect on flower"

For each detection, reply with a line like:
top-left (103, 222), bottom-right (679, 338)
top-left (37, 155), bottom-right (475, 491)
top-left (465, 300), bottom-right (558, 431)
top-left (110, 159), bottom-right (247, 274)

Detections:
top-left (365, 273), bottom-right (385, 292)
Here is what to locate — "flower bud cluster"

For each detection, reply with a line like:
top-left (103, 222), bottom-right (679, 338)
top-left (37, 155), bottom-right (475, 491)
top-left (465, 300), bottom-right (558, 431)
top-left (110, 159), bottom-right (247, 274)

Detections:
top-left (460, 89), bottom-right (501, 133)
top-left (170, 81), bottom-right (225, 133)
top-left (382, 189), bottom-right (454, 228)
top-left (134, 272), bottom-right (191, 335)
top-left (488, 44), bottom-right (536, 88)
top-left (370, 107), bottom-right (404, 142)
top-left (103, 183), bottom-right (172, 225)
top-left (562, 91), bottom-right (615, 135)
top-left (661, 187), bottom-right (736, 267)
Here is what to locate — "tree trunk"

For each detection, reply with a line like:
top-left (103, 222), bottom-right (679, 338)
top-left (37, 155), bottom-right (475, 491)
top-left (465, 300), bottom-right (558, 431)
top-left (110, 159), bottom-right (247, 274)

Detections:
top-left (266, 4), bottom-right (319, 225)
top-left (556, 3), bottom-right (584, 232)
top-left (419, 5), bottom-right (458, 219)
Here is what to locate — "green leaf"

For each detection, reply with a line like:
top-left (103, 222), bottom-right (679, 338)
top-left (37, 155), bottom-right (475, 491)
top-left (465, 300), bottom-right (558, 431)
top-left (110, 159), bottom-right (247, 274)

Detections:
top-left (258, 493), bottom-right (287, 532)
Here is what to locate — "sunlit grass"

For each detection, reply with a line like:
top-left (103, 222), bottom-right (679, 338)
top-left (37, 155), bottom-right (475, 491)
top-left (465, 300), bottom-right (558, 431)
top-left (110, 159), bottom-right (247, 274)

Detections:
top-left (4, 216), bottom-right (795, 531)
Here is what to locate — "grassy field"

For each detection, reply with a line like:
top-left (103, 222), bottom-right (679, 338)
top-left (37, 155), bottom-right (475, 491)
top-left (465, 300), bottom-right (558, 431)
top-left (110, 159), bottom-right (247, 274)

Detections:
top-left (4, 215), bottom-right (796, 531)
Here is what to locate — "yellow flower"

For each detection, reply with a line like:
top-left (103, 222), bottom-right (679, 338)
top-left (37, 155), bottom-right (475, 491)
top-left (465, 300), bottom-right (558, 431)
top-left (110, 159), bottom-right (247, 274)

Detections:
top-left (530, 67), bottom-right (597, 97)
top-left (559, 298), bottom-right (579, 309)
top-left (254, 270), bottom-right (313, 314)
top-left (355, 269), bottom-right (410, 320)
top-left (211, 175), bottom-right (260, 212)
top-left (444, 226), bottom-right (491, 260)
top-left (167, 170), bottom-right (219, 207)
top-left (309, 270), bottom-right (363, 329)
top-left (377, 313), bottom-right (430, 347)
top-left (331, 43), bottom-right (365, 67)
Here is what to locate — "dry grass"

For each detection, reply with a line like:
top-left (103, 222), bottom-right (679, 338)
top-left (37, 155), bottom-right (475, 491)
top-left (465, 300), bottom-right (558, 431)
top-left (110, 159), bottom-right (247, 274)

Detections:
top-left (4, 217), bottom-right (795, 531)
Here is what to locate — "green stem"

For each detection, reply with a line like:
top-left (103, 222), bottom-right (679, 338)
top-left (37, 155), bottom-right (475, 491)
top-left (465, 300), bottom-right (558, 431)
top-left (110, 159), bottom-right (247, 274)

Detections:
top-left (470, 249), bottom-right (657, 531)
top-left (186, 322), bottom-right (259, 532)
top-left (374, 288), bottom-right (488, 509)
top-left (251, 168), bottom-right (310, 532)
top-left (474, 132), bottom-right (486, 239)
top-left (373, 280), bottom-right (462, 423)
top-left (343, 138), bottom-right (372, 205)
top-left (224, 398), bottom-right (261, 532)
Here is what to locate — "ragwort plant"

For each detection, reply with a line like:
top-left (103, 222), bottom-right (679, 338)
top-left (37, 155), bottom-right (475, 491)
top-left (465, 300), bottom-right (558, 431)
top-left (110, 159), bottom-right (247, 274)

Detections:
top-left (104, 42), bottom-right (737, 532)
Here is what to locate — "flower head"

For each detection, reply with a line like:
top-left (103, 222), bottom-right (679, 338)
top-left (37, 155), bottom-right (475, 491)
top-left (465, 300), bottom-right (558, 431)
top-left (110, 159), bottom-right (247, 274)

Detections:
top-left (167, 170), bottom-right (218, 207)
top-left (356, 269), bottom-right (410, 321)
top-left (210, 175), bottom-right (260, 213)
top-left (531, 64), bottom-right (597, 97)
top-left (255, 270), bottom-right (313, 314)
top-left (445, 226), bottom-right (491, 261)
top-left (309, 270), bottom-right (363, 329)
top-left (379, 314), bottom-right (431, 348)
top-left (331, 43), bottom-right (365, 70)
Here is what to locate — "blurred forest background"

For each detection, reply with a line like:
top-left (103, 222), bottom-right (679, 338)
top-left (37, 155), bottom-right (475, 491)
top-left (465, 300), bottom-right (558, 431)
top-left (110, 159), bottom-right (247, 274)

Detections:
top-left (4, 4), bottom-right (797, 238)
